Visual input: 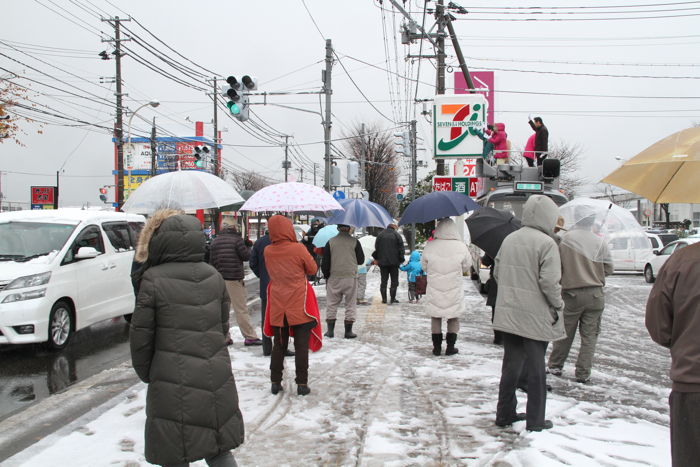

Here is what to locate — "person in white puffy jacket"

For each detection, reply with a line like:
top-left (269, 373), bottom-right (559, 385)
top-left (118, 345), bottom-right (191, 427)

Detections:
top-left (421, 218), bottom-right (472, 356)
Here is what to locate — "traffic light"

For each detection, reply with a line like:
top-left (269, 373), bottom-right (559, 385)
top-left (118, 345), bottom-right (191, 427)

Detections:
top-left (331, 165), bottom-right (341, 187)
top-left (347, 161), bottom-right (360, 185)
top-left (193, 145), bottom-right (209, 168)
top-left (99, 187), bottom-right (108, 203)
top-left (237, 75), bottom-right (257, 122)
top-left (394, 131), bottom-right (410, 156)
top-left (223, 76), bottom-right (242, 117)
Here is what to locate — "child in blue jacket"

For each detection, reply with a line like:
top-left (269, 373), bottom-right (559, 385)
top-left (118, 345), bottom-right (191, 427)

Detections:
top-left (400, 250), bottom-right (424, 303)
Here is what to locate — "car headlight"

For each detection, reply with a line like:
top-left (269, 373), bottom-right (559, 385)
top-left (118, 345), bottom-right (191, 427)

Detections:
top-left (2, 288), bottom-right (47, 303)
top-left (5, 272), bottom-right (52, 290)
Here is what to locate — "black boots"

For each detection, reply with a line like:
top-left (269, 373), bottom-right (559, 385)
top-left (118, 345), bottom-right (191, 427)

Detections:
top-left (344, 321), bottom-right (357, 339)
top-left (431, 333), bottom-right (443, 356)
top-left (297, 384), bottom-right (311, 396)
top-left (445, 333), bottom-right (459, 355)
top-left (324, 319), bottom-right (336, 338)
top-left (271, 382), bottom-right (283, 395)
top-left (380, 289), bottom-right (387, 304)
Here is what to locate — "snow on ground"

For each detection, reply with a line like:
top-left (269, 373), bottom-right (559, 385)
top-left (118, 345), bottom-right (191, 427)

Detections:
top-left (7, 272), bottom-right (671, 466)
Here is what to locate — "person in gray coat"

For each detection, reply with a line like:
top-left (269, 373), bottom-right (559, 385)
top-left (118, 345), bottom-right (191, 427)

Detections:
top-left (130, 210), bottom-right (244, 467)
top-left (493, 195), bottom-right (566, 432)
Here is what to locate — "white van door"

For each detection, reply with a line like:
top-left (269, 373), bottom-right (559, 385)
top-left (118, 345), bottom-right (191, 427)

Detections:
top-left (101, 221), bottom-right (139, 319)
top-left (608, 237), bottom-right (632, 271)
top-left (60, 225), bottom-right (113, 329)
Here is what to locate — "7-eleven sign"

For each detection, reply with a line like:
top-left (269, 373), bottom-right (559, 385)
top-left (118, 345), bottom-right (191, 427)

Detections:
top-left (433, 94), bottom-right (487, 159)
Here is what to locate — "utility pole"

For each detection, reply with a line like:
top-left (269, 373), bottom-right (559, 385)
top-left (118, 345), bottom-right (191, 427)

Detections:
top-left (313, 163), bottom-right (318, 186)
top-left (435, 0), bottom-right (446, 176)
top-left (323, 39), bottom-right (333, 192)
top-left (283, 135), bottom-right (290, 182)
top-left (150, 117), bottom-right (157, 177)
top-left (212, 77), bottom-right (219, 177)
top-left (54, 170), bottom-right (59, 209)
top-left (409, 119), bottom-right (418, 251)
top-left (360, 123), bottom-right (367, 190)
top-left (102, 16), bottom-right (130, 210)
top-left (0, 171), bottom-right (3, 212)
top-left (299, 167), bottom-right (304, 183)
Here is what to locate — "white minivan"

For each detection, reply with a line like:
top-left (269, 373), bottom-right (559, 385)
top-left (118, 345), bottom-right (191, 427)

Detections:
top-left (607, 232), bottom-right (653, 273)
top-left (0, 209), bottom-right (145, 349)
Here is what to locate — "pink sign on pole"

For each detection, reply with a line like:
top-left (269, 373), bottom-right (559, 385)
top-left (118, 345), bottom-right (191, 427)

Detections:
top-left (454, 71), bottom-right (494, 125)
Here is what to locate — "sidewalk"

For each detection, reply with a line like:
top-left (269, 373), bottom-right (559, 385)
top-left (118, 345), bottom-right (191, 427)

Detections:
top-left (4, 272), bottom-right (671, 466)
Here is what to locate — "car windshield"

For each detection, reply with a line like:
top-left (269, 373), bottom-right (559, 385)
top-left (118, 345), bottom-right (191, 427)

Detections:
top-left (0, 222), bottom-right (76, 261)
top-left (486, 193), bottom-right (568, 219)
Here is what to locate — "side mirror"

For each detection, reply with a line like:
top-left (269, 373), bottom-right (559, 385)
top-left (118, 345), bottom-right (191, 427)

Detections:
top-left (75, 247), bottom-right (100, 260)
top-left (653, 250), bottom-right (660, 255)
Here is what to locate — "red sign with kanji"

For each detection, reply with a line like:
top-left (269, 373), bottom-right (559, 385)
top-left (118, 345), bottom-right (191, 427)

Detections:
top-left (31, 186), bottom-right (56, 205)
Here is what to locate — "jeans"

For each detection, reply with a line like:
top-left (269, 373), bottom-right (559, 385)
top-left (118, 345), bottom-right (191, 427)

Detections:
top-left (270, 317), bottom-right (315, 385)
top-left (379, 265), bottom-right (399, 301)
top-left (260, 294), bottom-right (272, 355)
top-left (496, 332), bottom-right (548, 429)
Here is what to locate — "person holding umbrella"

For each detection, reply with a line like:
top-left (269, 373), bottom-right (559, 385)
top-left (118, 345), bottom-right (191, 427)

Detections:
top-left (321, 224), bottom-right (365, 338)
top-left (421, 218), bottom-right (472, 356)
top-left (374, 223), bottom-right (405, 304)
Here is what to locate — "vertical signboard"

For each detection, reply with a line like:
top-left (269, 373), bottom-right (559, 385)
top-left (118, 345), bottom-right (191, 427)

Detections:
top-left (31, 186), bottom-right (57, 210)
top-left (433, 94), bottom-right (487, 159)
top-left (454, 71), bottom-right (495, 126)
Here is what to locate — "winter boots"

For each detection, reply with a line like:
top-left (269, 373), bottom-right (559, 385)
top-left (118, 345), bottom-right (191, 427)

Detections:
top-left (297, 384), bottom-right (311, 396)
top-left (344, 321), bottom-right (357, 339)
top-left (271, 382), bottom-right (283, 395)
top-left (380, 289), bottom-right (387, 304)
top-left (445, 333), bottom-right (459, 355)
top-left (324, 319), bottom-right (336, 338)
top-left (431, 333), bottom-right (443, 356)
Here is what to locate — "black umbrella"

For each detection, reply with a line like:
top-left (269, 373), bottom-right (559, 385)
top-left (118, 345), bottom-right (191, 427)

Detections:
top-left (465, 207), bottom-right (521, 259)
top-left (399, 191), bottom-right (480, 225)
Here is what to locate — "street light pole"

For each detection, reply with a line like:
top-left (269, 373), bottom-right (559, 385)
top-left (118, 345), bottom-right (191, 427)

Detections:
top-left (125, 101), bottom-right (159, 201)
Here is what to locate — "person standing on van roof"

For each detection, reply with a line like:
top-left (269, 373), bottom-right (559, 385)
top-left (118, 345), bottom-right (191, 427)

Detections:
top-left (528, 116), bottom-right (549, 166)
top-left (646, 242), bottom-right (700, 467)
top-left (548, 207), bottom-right (613, 384)
top-left (209, 224), bottom-right (262, 346)
top-left (493, 195), bottom-right (565, 432)
top-left (130, 210), bottom-right (243, 467)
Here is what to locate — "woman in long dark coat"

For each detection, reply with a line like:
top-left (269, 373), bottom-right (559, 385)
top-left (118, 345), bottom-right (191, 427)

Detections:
top-left (130, 209), bottom-right (244, 467)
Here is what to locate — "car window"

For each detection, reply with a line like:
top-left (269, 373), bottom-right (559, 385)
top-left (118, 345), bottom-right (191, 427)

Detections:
top-left (102, 222), bottom-right (133, 252)
top-left (609, 238), bottom-right (628, 250)
top-left (648, 237), bottom-right (659, 249)
top-left (128, 222), bottom-right (144, 246)
top-left (659, 243), bottom-right (677, 256)
top-left (675, 242), bottom-right (688, 251)
top-left (62, 225), bottom-right (105, 265)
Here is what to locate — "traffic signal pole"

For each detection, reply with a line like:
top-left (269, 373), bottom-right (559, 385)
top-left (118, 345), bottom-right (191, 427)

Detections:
top-left (435, 0), bottom-right (446, 177)
top-left (323, 39), bottom-right (333, 192)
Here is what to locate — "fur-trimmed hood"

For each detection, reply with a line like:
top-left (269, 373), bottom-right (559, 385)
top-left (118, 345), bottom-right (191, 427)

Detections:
top-left (134, 209), bottom-right (184, 263)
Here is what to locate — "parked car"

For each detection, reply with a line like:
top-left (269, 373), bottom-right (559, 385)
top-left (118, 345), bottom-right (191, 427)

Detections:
top-left (644, 238), bottom-right (700, 283)
top-left (607, 232), bottom-right (653, 273)
top-left (0, 209), bottom-right (145, 349)
top-left (646, 231), bottom-right (679, 253)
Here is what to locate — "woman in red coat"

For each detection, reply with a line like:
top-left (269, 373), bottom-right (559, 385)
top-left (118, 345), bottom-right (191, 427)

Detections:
top-left (264, 215), bottom-right (319, 396)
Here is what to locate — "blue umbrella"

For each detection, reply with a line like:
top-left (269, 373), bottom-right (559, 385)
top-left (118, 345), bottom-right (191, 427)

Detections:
top-left (312, 225), bottom-right (339, 247)
top-left (325, 198), bottom-right (393, 228)
top-left (399, 191), bottom-right (480, 225)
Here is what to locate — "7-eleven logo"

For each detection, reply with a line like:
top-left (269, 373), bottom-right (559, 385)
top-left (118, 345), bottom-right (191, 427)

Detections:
top-left (437, 103), bottom-right (483, 151)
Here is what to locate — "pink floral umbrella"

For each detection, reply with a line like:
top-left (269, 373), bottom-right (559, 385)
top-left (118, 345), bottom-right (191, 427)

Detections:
top-left (239, 182), bottom-right (344, 214)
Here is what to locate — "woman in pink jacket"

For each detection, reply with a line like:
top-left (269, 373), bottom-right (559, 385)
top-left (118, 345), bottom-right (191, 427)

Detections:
top-left (486, 123), bottom-right (508, 162)
top-left (523, 133), bottom-right (536, 167)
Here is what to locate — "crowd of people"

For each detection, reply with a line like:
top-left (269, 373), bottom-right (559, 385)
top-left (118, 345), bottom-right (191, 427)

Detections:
top-left (126, 193), bottom-right (694, 466)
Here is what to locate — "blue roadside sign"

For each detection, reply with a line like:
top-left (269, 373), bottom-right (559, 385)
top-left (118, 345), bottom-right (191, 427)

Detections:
top-left (333, 190), bottom-right (346, 200)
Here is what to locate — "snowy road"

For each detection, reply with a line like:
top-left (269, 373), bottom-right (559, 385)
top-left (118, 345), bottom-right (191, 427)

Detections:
top-left (6, 272), bottom-right (671, 466)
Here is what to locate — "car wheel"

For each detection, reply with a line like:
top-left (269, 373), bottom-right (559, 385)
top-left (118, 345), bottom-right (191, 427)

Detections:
top-left (644, 265), bottom-right (655, 283)
top-left (47, 301), bottom-right (73, 350)
top-left (123, 314), bottom-right (133, 323)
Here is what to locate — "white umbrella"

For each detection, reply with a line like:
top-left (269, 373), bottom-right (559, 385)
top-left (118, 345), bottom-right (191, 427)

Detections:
top-left (122, 170), bottom-right (243, 215)
top-left (358, 235), bottom-right (377, 260)
top-left (240, 182), bottom-right (343, 214)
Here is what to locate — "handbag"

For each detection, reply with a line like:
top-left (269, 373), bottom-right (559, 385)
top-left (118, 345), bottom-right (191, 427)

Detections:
top-left (414, 275), bottom-right (427, 295)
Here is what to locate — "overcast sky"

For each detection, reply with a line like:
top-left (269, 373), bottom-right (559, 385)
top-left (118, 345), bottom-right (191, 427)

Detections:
top-left (2, 0), bottom-right (699, 206)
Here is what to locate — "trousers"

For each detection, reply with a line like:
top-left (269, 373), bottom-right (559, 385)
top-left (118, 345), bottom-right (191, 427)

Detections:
top-left (325, 276), bottom-right (357, 321)
top-left (670, 391), bottom-right (700, 467)
top-left (270, 318), bottom-right (315, 385)
top-left (379, 265), bottom-right (399, 301)
top-left (163, 450), bottom-right (237, 467)
top-left (431, 317), bottom-right (459, 334)
top-left (497, 332), bottom-right (548, 429)
top-left (260, 294), bottom-right (272, 355)
top-left (548, 286), bottom-right (605, 381)
top-left (356, 273), bottom-right (367, 301)
top-left (225, 280), bottom-right (258, 340)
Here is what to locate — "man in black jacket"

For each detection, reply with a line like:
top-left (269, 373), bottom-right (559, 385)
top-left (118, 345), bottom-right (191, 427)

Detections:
top-left (210, 224), bottom-right (262, 346)
top-left (528, 116), bottom-right (549, 166)
top-left (374, 223), bottom-right (405, 304)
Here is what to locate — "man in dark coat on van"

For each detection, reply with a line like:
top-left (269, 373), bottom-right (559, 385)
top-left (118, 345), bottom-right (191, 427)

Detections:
top-left (131, 210), bottom-right (243, 466)
top-left (646, 242), bottom-right (700, 467)
top-left (374, 223), bottom-right (405, 304)
top-left (209, 224), bottom-right (262, 346)
top-left (528, 116), bottom-right (549, 166)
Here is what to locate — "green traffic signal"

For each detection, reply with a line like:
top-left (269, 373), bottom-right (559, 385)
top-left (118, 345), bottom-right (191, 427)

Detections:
top-left (227, 101), bottom-right (241, 115)
top-left (195, 159), bottom-right (203, 168)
